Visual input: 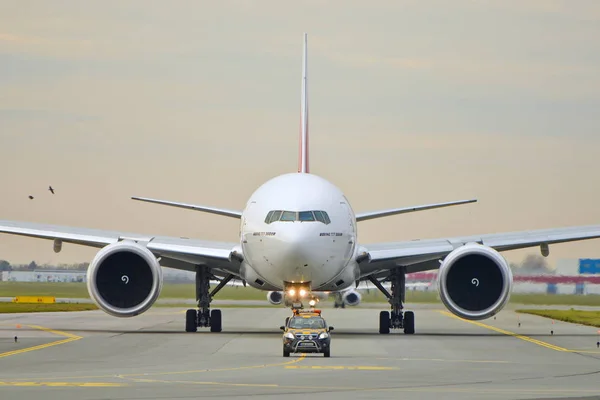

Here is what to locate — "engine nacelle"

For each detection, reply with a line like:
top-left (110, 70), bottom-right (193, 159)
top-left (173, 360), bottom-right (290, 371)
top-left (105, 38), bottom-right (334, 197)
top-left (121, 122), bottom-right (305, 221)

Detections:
top-left (342, 289), bottom-right (361, 306)
top-left (437, 243), bottom-right (512, 320)
top-left (86, 241), bottom-right (163, 317)
top-left (267, 291), bottom-right (283, 305)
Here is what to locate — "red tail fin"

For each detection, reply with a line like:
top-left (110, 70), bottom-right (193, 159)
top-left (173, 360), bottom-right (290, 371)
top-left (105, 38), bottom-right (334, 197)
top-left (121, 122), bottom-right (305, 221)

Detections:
top-left (298, 33), bottom-right (309, 173)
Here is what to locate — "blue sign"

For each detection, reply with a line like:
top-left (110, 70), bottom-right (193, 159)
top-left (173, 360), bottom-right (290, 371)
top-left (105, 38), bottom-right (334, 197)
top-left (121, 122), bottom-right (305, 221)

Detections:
top-left (578, 259), bottom-right (600, 274)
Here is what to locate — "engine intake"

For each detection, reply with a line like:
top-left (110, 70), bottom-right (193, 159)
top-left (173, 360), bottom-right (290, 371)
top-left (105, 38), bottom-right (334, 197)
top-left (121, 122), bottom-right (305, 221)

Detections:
top-left (342, 289), bottom-right (361, 306)
top-left (86, 241), bottom-right (163, 317)
top-left (267, 291), bottom-right (283, 305)
top-left (437, 243), bottom-right (512, 320)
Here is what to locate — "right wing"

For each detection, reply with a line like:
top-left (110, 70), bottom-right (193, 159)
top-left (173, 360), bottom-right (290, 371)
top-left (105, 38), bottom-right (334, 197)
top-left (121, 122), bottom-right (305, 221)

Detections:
top-left (131, 196), bottom-right (242, 219)
top-left (0, 220), bottom-right (242, 276)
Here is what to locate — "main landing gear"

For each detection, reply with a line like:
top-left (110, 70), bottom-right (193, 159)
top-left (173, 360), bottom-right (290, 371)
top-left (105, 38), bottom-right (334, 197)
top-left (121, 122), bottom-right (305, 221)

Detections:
top-left (185, 266), bottom-right (233, 333)
top-left (368, 268), bottom-right (415, 335)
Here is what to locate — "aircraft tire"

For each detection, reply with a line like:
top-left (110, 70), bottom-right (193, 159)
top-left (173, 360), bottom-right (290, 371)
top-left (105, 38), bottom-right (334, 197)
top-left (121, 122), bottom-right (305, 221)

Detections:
top-left (210, 309), bottom-right (222, 332)
top-left (379, 311), bottom-right (390, 334)
top-left (404, 311), bottom-right (415, 334)
top-left (185, 309), bottom-right (197, 332)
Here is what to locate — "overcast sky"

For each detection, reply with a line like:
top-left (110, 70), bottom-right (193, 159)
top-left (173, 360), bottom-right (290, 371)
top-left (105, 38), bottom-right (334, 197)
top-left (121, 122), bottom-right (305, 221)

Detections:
top-left (1, 0), bottom-right (599, 267)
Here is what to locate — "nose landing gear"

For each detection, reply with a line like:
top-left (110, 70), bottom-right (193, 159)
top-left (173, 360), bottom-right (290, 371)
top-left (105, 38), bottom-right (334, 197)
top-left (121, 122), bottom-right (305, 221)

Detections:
top-left (283, 283), bottom-right (312, 309)
top-left (333, 292), bottom-right (345, 308)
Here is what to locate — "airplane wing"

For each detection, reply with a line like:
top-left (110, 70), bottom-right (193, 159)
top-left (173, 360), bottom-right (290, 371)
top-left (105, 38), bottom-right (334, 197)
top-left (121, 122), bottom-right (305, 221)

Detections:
top-left (131, 196), bottom-right (242, 219)
top-left (0, 220), bottom-right (242, 276)
top-left (358, 224), bottom-right (600, 276)
top-left (355, 199), bottom-right (477, 222)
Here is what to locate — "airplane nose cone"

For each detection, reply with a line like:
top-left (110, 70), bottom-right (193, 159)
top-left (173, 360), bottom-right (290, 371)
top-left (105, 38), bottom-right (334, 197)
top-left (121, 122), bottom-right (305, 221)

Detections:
top-left (279, 228), bottom-right (318, 263)
top-left (266, 226), bottom-right (323, 282)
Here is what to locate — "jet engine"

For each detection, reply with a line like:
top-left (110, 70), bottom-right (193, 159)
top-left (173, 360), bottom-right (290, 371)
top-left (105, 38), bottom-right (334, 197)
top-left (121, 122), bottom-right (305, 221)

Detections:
top-left (267, 291), bottom-right (283, 305)
top-left (86, 241), bottom-right (163, 317)
top-left (437, 243), bottom-right (512, 320)
top-left (342, 289), bottom-right (361, 306)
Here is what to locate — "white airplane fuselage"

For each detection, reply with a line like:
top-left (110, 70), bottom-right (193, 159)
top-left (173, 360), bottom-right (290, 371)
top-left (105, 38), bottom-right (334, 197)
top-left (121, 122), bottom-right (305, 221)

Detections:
top-left (239, 173), bottom-right (360, 292)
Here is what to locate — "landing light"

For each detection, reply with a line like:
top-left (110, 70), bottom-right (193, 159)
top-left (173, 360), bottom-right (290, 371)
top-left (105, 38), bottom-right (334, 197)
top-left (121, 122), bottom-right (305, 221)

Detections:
top-left (299, 289), bottom-right (307, 297)
top-left (288, 289), bottom-right (296, 296)
top-left (309, 300), bottom-right (316, 307)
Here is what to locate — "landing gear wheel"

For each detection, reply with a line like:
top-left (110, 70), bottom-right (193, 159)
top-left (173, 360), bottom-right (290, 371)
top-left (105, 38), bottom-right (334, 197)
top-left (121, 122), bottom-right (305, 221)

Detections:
top-left (283, 348), bottom-right (290, 357)
top-left (323, 349), bottom-right (330, 357)
top-left (210, 309), bottom-right (222, 332)
top-left (403, 311), bottom-right (415, 334)
top-left (379, 311), bottom-right (390, 334)
top-left (185, 309), bottom-right (197, 332)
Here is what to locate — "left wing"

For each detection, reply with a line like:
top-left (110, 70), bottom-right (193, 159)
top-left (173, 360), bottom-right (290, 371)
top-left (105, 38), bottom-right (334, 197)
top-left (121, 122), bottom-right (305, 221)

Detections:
top-left (358, 224), bottom-right (600, 276)
top-left (355, 199), bottom-right (477, 222)
top-left (0, 220), bottom-right (242, 276)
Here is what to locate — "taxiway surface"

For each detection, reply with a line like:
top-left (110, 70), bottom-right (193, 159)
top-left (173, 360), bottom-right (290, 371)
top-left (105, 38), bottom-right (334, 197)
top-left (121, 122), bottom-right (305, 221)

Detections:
top-left (1, 305), bottom-right (600, 400)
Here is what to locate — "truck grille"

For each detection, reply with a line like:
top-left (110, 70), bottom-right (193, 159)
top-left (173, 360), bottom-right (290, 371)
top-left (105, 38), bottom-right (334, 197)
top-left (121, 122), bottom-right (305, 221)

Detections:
top-left (296, 333), bottom-right (318, 340)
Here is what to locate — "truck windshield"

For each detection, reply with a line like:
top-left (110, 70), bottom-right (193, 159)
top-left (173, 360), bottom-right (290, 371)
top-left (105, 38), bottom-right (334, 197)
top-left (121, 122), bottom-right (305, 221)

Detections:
top-left (289, 317), bottom-right (325, 329)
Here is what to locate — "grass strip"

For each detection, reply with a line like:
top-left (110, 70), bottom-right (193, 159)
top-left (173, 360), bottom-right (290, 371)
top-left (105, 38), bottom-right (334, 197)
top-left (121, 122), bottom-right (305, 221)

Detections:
top-left (0, 303), bottom-right (98, 313)
top-left (516, 309), bottom-right (600, 328)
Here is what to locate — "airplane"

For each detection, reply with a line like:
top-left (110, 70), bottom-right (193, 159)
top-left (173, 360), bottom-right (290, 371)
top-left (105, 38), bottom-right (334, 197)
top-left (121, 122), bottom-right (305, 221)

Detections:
top-left (2, 33), bottom-right (600, 335)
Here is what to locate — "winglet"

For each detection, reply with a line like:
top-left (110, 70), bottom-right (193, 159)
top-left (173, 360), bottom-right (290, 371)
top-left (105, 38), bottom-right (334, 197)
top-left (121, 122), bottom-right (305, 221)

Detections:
top-left (298, 32), bottom-right (309, 173)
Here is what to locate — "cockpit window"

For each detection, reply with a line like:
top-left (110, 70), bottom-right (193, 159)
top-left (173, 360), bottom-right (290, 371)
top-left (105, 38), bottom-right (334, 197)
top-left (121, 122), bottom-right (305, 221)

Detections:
top-left (264, 210), bottom-right (282, 224)
top-left (264, 211), bottom-right (273, 224)
top-left (298, 211), bottom-right (315, 221)
top-left (264, 210), bottom-right (331, 224)
top-left (313, 211), bottom-right (325, 223)
top-left (280, 211), bottom-right (297, 221)
top-left (315, 211), bottom-right (331, 224)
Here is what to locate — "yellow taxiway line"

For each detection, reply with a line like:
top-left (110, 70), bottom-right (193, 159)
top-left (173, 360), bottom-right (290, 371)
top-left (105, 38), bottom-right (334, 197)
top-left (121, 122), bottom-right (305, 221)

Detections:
top-left (439, 310), bottom-right (600, 354)
top-left (0, 381), bottom-right (125, 387)
top-left (0, 324), bottom-right (82, 359)
top-left (285, 365), bottom-right (398, 370)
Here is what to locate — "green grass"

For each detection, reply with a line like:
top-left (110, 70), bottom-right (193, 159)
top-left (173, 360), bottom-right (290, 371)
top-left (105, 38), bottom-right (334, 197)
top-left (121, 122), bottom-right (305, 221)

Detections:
top-left (1, 282), bottom-right (600, 306)
top-left (516, 309), bottom-right (600, 328)
top-left (0, 303), bottom-right (98, 313)
top-left (0, 282), bottom-right (267, 300)
top-left (509, 294), bottom-right (600, 306)
top-left (151, 303), bottom-right (275, 309)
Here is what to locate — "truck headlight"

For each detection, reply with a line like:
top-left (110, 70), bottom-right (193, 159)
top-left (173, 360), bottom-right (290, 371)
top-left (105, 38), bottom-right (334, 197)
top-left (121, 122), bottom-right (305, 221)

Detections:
top-left (318, 332), bottom-right (329, 339)
top-left (284, 332), bottom-right (294, 340)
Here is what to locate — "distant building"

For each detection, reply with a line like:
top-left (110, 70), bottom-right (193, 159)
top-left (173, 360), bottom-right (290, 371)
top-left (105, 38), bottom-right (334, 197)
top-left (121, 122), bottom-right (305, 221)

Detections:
top-left (0, 267), bottom-right (195, 283)
top-left (0, 270), bottom-right (86, 283)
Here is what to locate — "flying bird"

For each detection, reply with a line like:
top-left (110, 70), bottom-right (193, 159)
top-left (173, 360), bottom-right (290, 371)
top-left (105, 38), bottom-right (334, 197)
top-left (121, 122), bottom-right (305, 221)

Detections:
top-left (48, 186), bottom-right (54, 194)
top-left (28, 195), bottom-right (34, 200)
